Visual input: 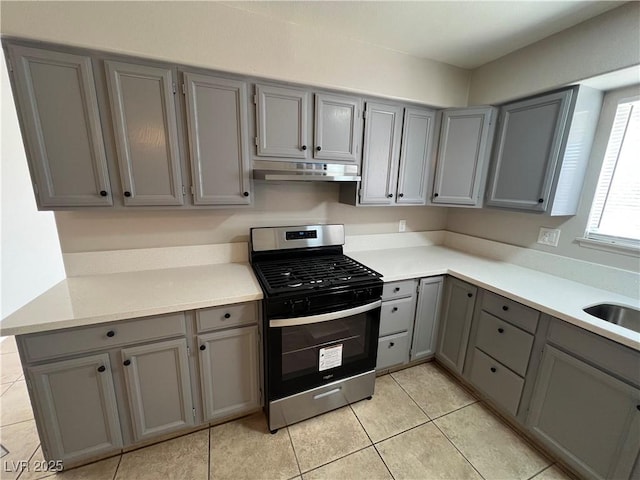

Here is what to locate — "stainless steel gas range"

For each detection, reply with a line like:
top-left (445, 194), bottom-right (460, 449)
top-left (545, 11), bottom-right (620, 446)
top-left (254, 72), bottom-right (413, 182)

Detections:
top-left (249, 224), bottom-right (383, 433)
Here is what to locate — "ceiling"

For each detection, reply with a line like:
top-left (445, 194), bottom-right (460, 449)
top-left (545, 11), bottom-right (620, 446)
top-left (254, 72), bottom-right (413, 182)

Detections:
top-left (222, 1), bottom-right (626, 69)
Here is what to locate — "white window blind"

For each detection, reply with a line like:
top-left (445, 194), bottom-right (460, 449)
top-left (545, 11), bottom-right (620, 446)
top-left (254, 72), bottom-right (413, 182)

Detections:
top-left (585, 96), bottom-right (640, 249)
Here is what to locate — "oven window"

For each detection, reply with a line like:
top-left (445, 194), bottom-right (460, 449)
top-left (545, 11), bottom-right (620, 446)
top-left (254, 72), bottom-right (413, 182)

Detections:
top-left (280, 315), bottom-right (368, 380)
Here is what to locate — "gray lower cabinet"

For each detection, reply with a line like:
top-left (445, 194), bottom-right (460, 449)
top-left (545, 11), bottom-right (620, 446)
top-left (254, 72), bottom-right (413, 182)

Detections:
top-left (104, 60), bottom-right (184, 206)
top-left (314, 93), bottom-right (361, 163)
top-left (527, 345), bottom-right (640, 480)
top-left (435, 277), bottom-right (477, 373)
top-left (255, 84), bottom-right (310, 159)
top-left (431, 106), bottom-right (496, 207)
top-left (183, 73), bottom-right (251, 205)
top-left (5, 44), bottom-right (112, 208)
top-left (27, 353), bottom-right (122, 464)
top-left (410, 276), bottom-right (444, 360)
top-left (486, 86), bottom-right (602, 215)
top-left (121, 338), bottom-right (194, 442)
top-left (198, 325), bottom-right (260, 421)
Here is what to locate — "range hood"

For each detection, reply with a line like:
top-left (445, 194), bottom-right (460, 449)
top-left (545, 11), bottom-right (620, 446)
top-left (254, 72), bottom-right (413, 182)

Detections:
top-left (253, 160), bottom-right (361, 182)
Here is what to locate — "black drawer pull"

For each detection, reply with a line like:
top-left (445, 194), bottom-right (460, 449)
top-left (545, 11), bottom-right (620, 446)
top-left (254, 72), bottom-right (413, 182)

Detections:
top-left (97, 365), bottom-right (106, 373)
top-left (387, 194), bottom-right (393, 198)
top-left (123, 359), bottom-right (131, 366)
top-left (316, 146), bottom-right (322, 151)
top-left (490, 367), bottom-right (497, 373)
top-left (301, 145), bottom-right (307, 151)
top-left (502, 305), bottom-right (509, 311)
top-left (106, 330), bottom-right (115, 338)
top-left (100, 190), bottom-right (108, 197)
top-left (538, 198), bottom-right (544, 203)
top-left (498, 328), bottom-right (504, 334)
top-left (200, 345), bottom-right (206, 351)
top-left (124, 191), bottom-right (132, 197)
top-left (467, 293), bottom-right (473, 298)
top-left (394, 287), bottom-right (400, 293)
top-left (392, 307), bottom-right (398, 313)
top-left (398, 193), bottom-right (404, 198)
top-left (388, 342), bottom-right (395, 348)
top-left (243, 192), bottom-right (250, 197)
top-left (434, 193), bottom-right (439, 198)
top-left (637, 405), bottom-right (640, 411)
top-left (224, 313), bottom-right (231, 319)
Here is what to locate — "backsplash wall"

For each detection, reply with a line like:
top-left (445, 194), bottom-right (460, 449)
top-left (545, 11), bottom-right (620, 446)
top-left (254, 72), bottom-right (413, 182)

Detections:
top-left (54, 182), bottom-right (448, 253)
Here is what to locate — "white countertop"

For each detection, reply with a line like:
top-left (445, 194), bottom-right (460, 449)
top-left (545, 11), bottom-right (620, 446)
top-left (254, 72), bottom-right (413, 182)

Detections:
top-left (2, 244), bottom-right (638, 351)
top-left (348, 245), bottom-right (640, 350)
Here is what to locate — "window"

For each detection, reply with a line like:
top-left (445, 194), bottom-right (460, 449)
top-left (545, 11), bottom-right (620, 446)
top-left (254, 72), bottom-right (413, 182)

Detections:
top-left (583, 93), bottom-right (640, 253)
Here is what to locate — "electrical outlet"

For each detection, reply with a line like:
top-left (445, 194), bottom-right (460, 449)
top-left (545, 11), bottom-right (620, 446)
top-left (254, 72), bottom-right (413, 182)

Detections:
top-left (537, 227), bottom-right (561, 247)
top-left (399, 220), bottom-right (406, 232)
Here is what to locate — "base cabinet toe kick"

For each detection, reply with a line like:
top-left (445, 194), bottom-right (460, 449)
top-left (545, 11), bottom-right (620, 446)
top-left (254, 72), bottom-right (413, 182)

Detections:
top-left (16, 302), bottom-right (262, 469)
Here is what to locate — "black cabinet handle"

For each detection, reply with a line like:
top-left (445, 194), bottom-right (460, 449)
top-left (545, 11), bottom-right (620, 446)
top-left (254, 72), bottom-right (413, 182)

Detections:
top-left (97, 365), bottom-right (106, 373)
top-left (224, 313), bottom-right (231, 319)
top-left (123, 359), bottom-right (131, 366)
top-left (106, 330), bottom-right (115, 338)
top-left (394, 287), bottom-right (400, 293)
top-left (434, 193), bottom-right (439, 198)
top-left (200, 345), bottom-right (206, 351)
top-left (301, 145), bottom-right (307, 151)
top-left (490, 367), bottom-right (497, 373)
top-left (467, 293), bottom-right (473, 298)
top-left (392, 307), bottom-right (398, 313)
top-left (388, 342), bottom-right (395, 348)
top-left (398, 193), bottom-right (404, 198)
top-left (100, 190), bottom-right (108, 197)
top-left (124, 191), bottom-right (132, 198)
top-left (498, 328), bottom-right (504, 334)
top-left (387, 194), bottom-right (393, 198)
top-left (538, 198), bottom-right (544, 203)
top-left (502, 305), bottom-right (509, 311)
top-left (637, 405), bottom-right (640, 411)
top-left (243, 192), bottom-right (249, 197)
top-left (316, 146), bottom-right (322, 151)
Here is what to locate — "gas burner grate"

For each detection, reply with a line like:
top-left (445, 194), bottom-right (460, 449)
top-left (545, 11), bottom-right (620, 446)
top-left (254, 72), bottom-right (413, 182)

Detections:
top-left (253, 255), bottom-right (381, 295)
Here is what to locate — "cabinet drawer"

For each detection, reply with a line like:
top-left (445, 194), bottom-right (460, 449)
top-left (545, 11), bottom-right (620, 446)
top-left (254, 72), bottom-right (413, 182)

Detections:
top-left (475, 311), bottom-right (534, 376)
top-left (481, 291), bottom-right (539, 334)
top-left (382, 280), bottom-right (416, 301)
top-left (21, 312), bottom-right (186, 363)
top-left (379, 297), bottom-right (415, 336)
top-left (468, 348), bottom-right (524, 416)
top-left (376, 331), bottom-right (410, 370)
top-left (196, 302), bottom-right (258, 332)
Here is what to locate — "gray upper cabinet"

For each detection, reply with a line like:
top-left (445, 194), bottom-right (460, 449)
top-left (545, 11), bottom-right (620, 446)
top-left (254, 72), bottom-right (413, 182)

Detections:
top-left (486, 86), bottom-right (602, 215)
top-left (432, 106), bottom-right (496, 207)
top-left (28, 353), bottom-right (122, 464)
top-left (198, 325), bottom-right (260, 421)
top-left (435, 277), bottom-right (477, 373)
top-left (105, 61), bottom-right (184, 206)
top-left (359, 102), bottom-right (404, 205)
top-left (411, 276), bottom-right (444, 361)
top-left (6, 45), bottom-right (112, 207)
top-left (314, 93), bottom-right (361, 163)
top-left (121, 338), bottom-right (194, 442)
top-left (397, 107), bottom-right (436, 205)
top-left (527, 345), bottom-right (640, 480)
top-left (183, 73), bottom-right (251, 205)
top-left (255, 84), bottom-right (310, 159)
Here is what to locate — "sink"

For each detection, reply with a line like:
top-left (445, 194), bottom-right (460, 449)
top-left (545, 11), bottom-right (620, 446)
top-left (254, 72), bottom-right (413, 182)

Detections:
top-left (583, 303), bottom-right (640, 334)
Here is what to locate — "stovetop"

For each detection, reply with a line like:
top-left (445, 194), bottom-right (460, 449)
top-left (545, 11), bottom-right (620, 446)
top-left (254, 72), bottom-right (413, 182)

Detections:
top-left (252, 254), bottom-right (382, 297)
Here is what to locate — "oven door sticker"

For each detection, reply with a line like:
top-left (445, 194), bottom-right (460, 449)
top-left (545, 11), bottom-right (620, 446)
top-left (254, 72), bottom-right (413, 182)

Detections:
top-left (319, 344), bottom-right (343, 371)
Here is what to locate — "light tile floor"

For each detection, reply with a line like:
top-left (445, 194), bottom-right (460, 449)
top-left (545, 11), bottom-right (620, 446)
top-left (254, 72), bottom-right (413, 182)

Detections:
top-left (0, 336), bottom-right (577, 480)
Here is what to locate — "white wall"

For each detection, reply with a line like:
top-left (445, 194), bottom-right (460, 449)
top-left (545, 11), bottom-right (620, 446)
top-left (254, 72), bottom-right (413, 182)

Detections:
top-left (0, 56), bottom-right (65, 318)
top-left (0, 1), bottom-right (470, 107)
top-left (469, 2), bottom-right (640, 104)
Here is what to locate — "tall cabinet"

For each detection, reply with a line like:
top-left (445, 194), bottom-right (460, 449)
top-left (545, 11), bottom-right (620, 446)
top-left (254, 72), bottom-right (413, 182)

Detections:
top-left (6, 45), bottom-right (112, 208)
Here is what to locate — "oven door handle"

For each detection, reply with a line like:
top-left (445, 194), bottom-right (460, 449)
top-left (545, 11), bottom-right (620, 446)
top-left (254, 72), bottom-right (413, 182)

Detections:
top-left (269, 300), bottom-right (382, 328)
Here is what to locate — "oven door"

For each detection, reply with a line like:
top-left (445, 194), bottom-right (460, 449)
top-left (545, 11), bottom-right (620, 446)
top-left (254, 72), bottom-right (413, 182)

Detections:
top-left (267, 300), bottom-right (381, 400)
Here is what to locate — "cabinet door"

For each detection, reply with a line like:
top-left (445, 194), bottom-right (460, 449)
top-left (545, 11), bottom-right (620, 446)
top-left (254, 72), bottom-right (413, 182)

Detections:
top-left (105, 61), bottom-right (184, 206)
top-left (121, 339), bottom-right (194, 442)
top-left (359, 103), bottom-right (403, 205)
top-left (7, 45), bottom-right (112, 207)
top-left (411, 276), bottom-right (443, 361)
top-left (183, 73), bottom-right (251, 205)
top-left (432, 107), bottom-right (496, 206)
top-left (397, 107), bottom-right (436, 205)
top-left (486, 90), bottom-right (573, 212)
top-left (435, 278), bottom-right (477, 373)
top-left (198, 326), bottom-right (259, 421)
top-left (314, 93), bottom-right (361, 163)
top-left (28, 354), bottom-right (122, 464)
top-left (255, 84), bottom-right (310, 159)
top-left (527, 346), bottom-right (640, 480)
